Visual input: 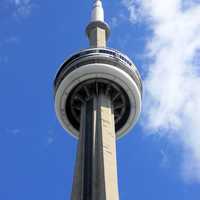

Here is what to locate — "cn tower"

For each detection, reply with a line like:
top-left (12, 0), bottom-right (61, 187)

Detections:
top-left (54, 0), bottom-right (142, 199)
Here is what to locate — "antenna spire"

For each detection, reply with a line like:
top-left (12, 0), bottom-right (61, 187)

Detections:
top-left (91, 0), bottom-right (104, 22)
top-left (86, 0), bottom-right (110, 47)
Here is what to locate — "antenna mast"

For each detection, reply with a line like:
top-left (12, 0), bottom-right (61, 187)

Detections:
top-left (86, 0), bottom-right (110, 47)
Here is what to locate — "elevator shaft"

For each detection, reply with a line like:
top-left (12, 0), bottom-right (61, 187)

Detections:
top-left (71, 93), bottom-right (119, 200)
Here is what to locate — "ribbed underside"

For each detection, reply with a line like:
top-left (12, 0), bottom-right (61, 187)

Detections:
top-left (66, 79), bottom-right (130, 134)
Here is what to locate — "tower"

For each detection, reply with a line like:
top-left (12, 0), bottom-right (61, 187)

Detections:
top-left (54, 0), bottom-right (142, 199)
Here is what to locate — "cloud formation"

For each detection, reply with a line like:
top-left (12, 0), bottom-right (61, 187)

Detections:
top-left (11, 0), bottom-right (32, 17)
top-left (0, 0), bottom-right (33, 19)
top-left (5, 128), bottom-right (21, 135)
top-left (122, 0), bottom-right (200, 183)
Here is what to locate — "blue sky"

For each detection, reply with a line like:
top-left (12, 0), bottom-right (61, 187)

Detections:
top-left (0, 0), bottom-right (200, 199)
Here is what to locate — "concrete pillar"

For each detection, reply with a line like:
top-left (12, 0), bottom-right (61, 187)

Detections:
top-left (71, 94), bottom-right (119, 200)
top-left (86, 21), bottom-right (110, 48)
top-left (88, 27), bottom-right (107, 47)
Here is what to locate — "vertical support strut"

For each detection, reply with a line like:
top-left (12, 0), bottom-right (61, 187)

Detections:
top-left (87, 26), bottom-right (107, 47)
top-left (71, 93), bottom-right (119, 200)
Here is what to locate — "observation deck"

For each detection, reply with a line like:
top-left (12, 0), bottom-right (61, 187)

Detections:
top-left (54, 47), bottom-right (142, 138)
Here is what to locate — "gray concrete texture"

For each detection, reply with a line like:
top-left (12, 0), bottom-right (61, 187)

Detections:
top-left (71, 94), bottom-right (119, 200)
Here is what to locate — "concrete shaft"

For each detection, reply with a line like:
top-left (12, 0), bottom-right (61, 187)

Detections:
top-left (88, 26), bottom-right (107, 47)
top-left (71, 94), bottom-right (119, 200)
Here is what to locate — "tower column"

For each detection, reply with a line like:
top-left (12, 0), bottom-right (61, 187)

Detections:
top-left (87, 26), bottom-right (107, 47)
top-left (54, 0), bottom-right (142, 199)
top-left (71, 93), bottom-right (119, 200)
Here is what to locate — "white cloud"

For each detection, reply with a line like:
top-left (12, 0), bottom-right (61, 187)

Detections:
top-left (5, 36), bottom-right (20, 44)
top-left (110, 17), bottom-right (118, 28)
top-left (160, 150), bottom-right (170, 168)
top-left (122, 0), bottom-right (200, 183)
top-left (121, 0), bottom-right (140, 23)
top-left (46, 130), bottom-right (56, 145)
top-left (6, 128), bottom-right (21, 135)
top-left (0, 36), bottom-right (20, 65)
top-left (10, 0), bottom-right (33, 17)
